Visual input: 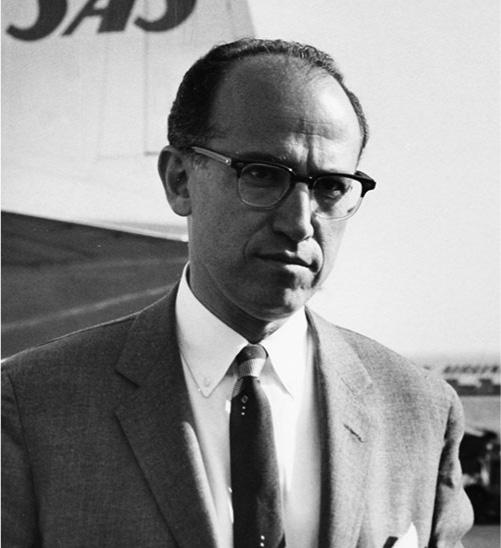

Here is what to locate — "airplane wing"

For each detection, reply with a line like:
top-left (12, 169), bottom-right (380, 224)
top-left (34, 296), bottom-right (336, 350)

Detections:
top-left (1, 211), bottom-right (188, 357)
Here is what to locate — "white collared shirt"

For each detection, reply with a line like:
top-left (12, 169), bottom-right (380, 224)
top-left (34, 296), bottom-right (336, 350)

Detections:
top-left (175, 269), bottom-right (321, 548)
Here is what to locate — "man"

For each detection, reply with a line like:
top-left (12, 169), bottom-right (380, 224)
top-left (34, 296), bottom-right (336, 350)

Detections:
top-left (2, 39), bottom-right (473, 547)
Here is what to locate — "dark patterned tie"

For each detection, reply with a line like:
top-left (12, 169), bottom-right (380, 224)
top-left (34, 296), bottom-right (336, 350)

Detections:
top-left (230, 344), bottom-right (286, 548)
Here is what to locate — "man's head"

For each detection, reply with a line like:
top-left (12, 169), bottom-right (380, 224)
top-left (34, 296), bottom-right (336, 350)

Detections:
top-left (166, 38), bottom-right (369, 155)
top-left (159, 39), bottom-right (372, 340)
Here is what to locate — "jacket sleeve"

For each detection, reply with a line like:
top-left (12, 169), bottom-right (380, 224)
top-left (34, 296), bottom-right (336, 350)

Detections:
top-left (429, 385), bottom-right (474, 547)
top-left (2, 369), bottom-right (41, 547)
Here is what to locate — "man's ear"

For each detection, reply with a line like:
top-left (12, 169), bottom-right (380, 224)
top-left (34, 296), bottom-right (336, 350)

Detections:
top-left (158, 145), bottom-right (192, 217)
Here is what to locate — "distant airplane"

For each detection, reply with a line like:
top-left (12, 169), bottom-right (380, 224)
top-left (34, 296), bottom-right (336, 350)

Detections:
top-left (2, 0), bottom-right (254, 356)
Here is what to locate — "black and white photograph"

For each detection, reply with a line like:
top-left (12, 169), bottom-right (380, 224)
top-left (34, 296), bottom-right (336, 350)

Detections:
top-left (2, 1), bottom-right (499, 546)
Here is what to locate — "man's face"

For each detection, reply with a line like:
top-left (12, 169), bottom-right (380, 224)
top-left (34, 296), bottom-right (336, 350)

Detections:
top-left (184, 57), bottom-right (362, 332)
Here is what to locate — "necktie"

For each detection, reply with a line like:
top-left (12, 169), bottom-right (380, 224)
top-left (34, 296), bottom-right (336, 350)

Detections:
top-left (230, 344), bottom-right (285, 548)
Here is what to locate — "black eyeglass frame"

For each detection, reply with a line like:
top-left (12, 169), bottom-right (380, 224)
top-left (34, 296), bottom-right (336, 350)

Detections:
top-left (190, 145), bottom-right (376, 219)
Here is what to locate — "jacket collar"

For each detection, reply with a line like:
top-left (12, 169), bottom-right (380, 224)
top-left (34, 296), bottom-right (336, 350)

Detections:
top-left (114, 285), bottom-right (219, 548)
top-left (307, 309), bottom-right (374, 547)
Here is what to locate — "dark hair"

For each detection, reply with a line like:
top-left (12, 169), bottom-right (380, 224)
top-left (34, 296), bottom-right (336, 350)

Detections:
top-left (167, 38), bottom-right (369, 153)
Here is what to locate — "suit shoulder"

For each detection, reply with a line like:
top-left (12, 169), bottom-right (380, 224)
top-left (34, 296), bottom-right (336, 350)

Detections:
top-left (309, 310), bottom-right (456, 405)
top-left (336, 324), bottom-right (421, 373)
top-left (347, 325), bottom-right (458, 404)
top-left (2, 315), bottom-right (135, 382)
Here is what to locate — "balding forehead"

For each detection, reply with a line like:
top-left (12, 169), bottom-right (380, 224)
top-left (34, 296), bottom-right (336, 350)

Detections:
top-left (219, 54), bottom-right (334, 98)
top-left (209, 55), bottom-right (361, 145)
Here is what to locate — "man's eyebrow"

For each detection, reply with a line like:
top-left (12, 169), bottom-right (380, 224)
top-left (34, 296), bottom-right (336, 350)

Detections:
top-left (233, 151), bottom-right (342, 175)
top-left (234, 150), bottom-right (289, 164)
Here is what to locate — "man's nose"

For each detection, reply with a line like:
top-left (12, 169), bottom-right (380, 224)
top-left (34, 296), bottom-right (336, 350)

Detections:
top-left (271, 183), bottom-right (314, 242)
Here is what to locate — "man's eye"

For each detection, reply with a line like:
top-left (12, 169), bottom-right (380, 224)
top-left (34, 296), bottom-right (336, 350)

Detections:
top-left (244, 165), bottom-right (281, 183)
top-left (317, 177), bottom-right (351, 196)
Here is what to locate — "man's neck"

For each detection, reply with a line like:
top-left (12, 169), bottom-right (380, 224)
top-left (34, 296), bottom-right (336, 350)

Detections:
top-left (187, 268), bottom-right (297, 343)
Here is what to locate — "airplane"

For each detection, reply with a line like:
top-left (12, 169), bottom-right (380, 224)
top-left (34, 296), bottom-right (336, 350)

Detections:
top-left (2, 0), bottom-right (254, 357)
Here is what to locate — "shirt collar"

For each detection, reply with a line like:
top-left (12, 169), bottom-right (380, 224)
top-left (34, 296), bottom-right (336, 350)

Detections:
top-left (261, 310), bottom-right (309, 401)
top-left (175, 265), bottom-right (309, 399)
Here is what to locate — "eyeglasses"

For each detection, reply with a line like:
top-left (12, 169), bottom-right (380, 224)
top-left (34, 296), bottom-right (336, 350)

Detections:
top-left (190, 146), bottom-right (376, 220)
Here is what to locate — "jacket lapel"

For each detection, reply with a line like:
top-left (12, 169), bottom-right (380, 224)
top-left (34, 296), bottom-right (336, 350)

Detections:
top-left (114, 287), bottom-right (218, 548)
top-left (307, 310), bottom-right (374, 548)
top-left (111, 292), bottom-right (374, 547)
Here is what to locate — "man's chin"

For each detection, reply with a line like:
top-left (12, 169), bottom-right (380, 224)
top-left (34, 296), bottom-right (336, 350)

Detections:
top-left (245, 287), bottom-right (314, 322)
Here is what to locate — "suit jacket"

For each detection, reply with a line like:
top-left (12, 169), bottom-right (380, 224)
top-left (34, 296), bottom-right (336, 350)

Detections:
top-left (2, 286), bottom-right (473, 547)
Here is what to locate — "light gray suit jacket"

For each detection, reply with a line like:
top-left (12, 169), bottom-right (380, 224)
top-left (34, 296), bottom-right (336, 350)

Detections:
top-left (2, 286), bottom-right (473, 547)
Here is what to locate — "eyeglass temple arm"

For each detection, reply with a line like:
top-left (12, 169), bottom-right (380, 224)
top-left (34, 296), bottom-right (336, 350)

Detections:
top-left (191, 146), bottom-right (232, 166)
top-left (355, 170), bottom-right (377, 195)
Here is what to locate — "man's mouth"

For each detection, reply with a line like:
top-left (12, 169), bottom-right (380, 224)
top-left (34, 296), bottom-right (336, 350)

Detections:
top-left (257, 252), bottom-right (312, 268)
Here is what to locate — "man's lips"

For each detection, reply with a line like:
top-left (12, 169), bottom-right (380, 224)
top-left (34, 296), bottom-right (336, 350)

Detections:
top-left (256, 252), bottom-right (313, 268)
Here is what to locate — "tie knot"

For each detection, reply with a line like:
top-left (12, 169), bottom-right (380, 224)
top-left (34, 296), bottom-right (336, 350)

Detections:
top-left (235, 344), bottom-right (267, 379)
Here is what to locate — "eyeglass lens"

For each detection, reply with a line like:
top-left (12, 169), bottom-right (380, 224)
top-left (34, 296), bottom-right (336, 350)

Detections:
top-left (238, 163), bottom-right (363, 219)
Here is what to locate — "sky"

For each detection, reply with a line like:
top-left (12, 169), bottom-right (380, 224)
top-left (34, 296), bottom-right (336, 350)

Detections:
top-left (248, 0), bottom-right (500, 361)
top-left (2, 0), bottom-right (499, 362)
